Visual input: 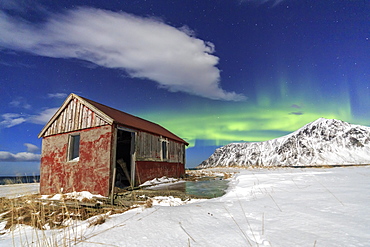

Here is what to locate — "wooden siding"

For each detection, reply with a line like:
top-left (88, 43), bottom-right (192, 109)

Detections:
top-left (136, 132), bottom-right (161, 160)
top-left (168, 140), bottom-right (185, 163)
top-left (136, 131), bottom-right (185, 163)
top-left (44, 98), bottom-right (109, 137)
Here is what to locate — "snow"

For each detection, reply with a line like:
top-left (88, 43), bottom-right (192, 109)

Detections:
top-left (40, 191), bottom-right (105, 201)
top-left (72, 157), bottom-right (80, 162)
top-left (1, 166), bottom-right (369, 246)
top-left (0, 183), bottom-right (39, 198)
top-left (139, 176), bottom-right (179, 187)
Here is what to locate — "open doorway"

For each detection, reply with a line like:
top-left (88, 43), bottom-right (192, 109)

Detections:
top-left (115, 129), bottom-right (134, 188)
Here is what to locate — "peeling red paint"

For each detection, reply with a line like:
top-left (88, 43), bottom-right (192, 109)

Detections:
top-left (40, 125), bottom-right (112, 196)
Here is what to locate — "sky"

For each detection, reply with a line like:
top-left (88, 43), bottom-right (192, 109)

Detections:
top-left (0, 0), bottom-right (369, 175)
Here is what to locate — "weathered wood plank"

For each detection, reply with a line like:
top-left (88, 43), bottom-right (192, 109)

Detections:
top-left (66, 101), bottom-right (72, 132)
top-left (52, 114), bottom-right (57, 135)
top-left (87, 109), bottom-right (92, 128)
top-left (135, 131), bottom-right (185, 163)
top-left (40, 94), bottom-right (114, 137)
top-left (61, 110), bottom-right (66, 133)
top-left (71, 98), bottom-right (77, 131)
top-left (82, 106), bottom-right (87, 129)
top-left (73, 99), bottom-right (78, 131)
top-left (78, 102), bottom-right (83, 130)
top-left (92, 111), bottom-right (96, 127)
top-left (43, 99), bottom-right (110, 136)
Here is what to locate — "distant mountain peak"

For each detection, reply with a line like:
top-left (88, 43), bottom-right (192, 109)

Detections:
top-left (198, 118), bottom-right (370, 168)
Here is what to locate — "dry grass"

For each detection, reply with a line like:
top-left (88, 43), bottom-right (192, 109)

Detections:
top-left (2, 178), bottom-right (18, 185)
top-left (144, 198), bottom-right (153, 208)
top-left (0, 189), bottom-right (192, 246)
top-left (0, 194), bottom-right (129, 231)
top-left (1, 187), bottom-right (193, 233)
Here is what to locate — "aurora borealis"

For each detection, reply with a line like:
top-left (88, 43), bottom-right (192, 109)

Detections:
top-left (0, 0), bottom-right (369, 173)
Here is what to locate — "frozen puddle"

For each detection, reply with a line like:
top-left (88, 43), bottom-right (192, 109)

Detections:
top-left (148, 178), bottom-right (229, 198)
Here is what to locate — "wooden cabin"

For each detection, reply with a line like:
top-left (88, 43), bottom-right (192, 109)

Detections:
top-left (38, 93), bottom-right (188, 196)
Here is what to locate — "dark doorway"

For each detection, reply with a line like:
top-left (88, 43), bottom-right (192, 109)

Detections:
top-left (115, 129), bottom-right (134, 188)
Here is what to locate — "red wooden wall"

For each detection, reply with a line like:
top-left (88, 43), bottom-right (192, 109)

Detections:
top-left (135, 161), bottom-right (185, 185)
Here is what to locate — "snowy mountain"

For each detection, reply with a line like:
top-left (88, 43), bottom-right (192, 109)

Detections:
top-left (198, 118), bottom-right (370, 168)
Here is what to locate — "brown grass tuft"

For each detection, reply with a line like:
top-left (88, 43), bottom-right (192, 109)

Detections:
top-left (81, 197), bottom-right (96, 203)
top-left (0, 194), bottom-right (129, 231)
top-left (144, 198), bottom-right (153, 208)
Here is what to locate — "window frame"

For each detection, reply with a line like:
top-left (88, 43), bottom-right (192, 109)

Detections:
top-left (68, 134), bottom-right (80, 162)
top-left (160, 137), bottom-right (168, 161)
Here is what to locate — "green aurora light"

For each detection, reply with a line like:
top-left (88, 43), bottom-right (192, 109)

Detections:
top-left (141, 78), bottom-right (357, 148)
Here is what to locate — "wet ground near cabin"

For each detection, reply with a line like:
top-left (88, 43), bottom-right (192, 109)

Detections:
top-left (148, 178), bottom-right (229, 198)
top-left (113, 170), bottom-right (233, 206)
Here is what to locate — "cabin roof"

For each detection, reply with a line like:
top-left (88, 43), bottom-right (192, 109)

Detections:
top-left (38, 93), bottom-right (188, 145)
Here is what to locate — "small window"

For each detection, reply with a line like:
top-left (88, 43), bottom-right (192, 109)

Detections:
top-left (162, 140), bottom-right (168, 160)
top-left (69, 134), bottom-right (80, 161)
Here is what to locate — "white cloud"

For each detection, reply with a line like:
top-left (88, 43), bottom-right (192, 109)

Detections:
top-left (28, 108), bottom-right (58, 125)
top-left (0, 151), bottom-right (40, 162)
top-left (0, 113), bottom-right (26, 128)
top-left (9, 97), bottom-right (31, 109)
top-left (0, 8), bottom-right (246, 101)
top-left (24, 143), bottom-right (39, 153)
top-left (48, 93), bottom-right (67, 99)
top-left (0, 108), bottom-right (58, 128)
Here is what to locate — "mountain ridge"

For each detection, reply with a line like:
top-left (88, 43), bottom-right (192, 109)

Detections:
top-left (198, 118), bottom-right (370, 168)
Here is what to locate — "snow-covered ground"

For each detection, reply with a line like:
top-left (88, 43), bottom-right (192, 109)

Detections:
top-left (0, 183), bottom-right (39, 198)
top-left (1, 166), bottom-right (369, 246)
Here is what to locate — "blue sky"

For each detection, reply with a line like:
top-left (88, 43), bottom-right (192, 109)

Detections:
top-left (0, 0), bottom-right (369, 175)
